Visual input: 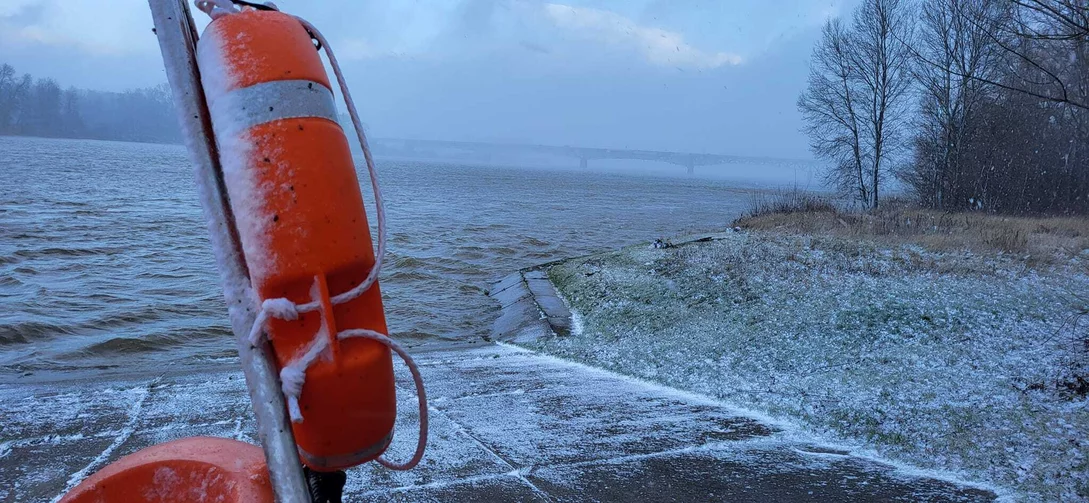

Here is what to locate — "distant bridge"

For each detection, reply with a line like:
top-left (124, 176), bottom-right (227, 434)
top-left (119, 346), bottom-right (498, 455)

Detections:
top-left (369, 138), bottom-right (800, 175)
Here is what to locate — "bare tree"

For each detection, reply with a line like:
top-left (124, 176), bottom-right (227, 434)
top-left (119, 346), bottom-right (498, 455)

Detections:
top-left (799, 0), bottom-right (915, 209)
top-left (850, 0), bottom-right (916, 208)
top-left (902, 0), bottom-right (1006, 209)
top-left (799, 19), bottom-right (870, 206)
top-left (900, 0), bottom-right (1089, 214)
top-left (1009, 0), bottom-right (1089, 41)
top-left (917, 0), bottom-right (1089, 110)
top-left (0, 62), bottom-right (182, 143)
top-left (25, 78), bottom-right (63, 136)
top-left (0, 64), bottom-right (16, 133)
top-left (9, 73), bottom-right (32, 132)
top-left (61, 87), bottom-right (84, 138)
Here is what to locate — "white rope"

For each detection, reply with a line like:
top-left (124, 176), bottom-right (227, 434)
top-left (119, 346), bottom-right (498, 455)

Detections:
top-left (295, 16), bottom-right (388, 308)
top-left (248, 298), bottom-right (299, 344)
top-left (279, 331), bottom-right (330, 422)
top-left (338, 329), bottom-right (429, 471)
top-left (197, 1), bottom-right (425, 471)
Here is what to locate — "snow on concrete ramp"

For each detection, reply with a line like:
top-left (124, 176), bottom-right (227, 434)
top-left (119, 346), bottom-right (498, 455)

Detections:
top-left (1, 344), bottom-right (994, 501)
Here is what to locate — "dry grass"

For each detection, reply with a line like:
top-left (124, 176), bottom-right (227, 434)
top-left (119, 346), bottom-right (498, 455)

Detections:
top-left (736, 194), bottom-right (1089, 260)
top-left (746, 189), bottom-right (839, 216)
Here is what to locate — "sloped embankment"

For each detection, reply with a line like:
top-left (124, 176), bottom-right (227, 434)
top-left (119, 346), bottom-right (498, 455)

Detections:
top-left (528, 230), bottom-right (1089, 501)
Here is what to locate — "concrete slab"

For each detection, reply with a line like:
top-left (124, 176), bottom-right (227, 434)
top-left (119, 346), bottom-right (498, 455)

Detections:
top-left (428, 359), bottom-right (775, 467)
top-left (524, 279), bottom-right (558, 300)
top-left (492, 282), bottom-right (532, 308)
top-left (134, 375), bottom-right (250, 431)
top-left (490, 272), bottom-right (525, 296)
top-left (357, 473), bottom-right (549, 502)
top-left (527, 445), bottom-right (994, 502)
top-left (0, 344), bottom-right (996, 502)
top-left (490, 297), bottom-right (550, 343)
top-left (0, 437), bottom-right (116, 503)
top-left (342, 391), bottom-right (514, 493)
top-left (523, 270), bottom-right (549, 281)
top-left (531, 294), bottom-right (571, 321)
top-left (1, 384), bottom-right (140, 439)
top-left (490, 270), bottom-right (574, 340)
top-left (546, 316), bottom-right (571, 331)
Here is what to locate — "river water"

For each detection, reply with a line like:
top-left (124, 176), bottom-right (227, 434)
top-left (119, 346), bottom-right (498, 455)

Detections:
top-left (0, 135), bottom-right (792, 378)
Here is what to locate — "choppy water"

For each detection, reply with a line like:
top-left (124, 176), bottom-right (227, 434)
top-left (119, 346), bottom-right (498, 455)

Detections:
top-left (0, 135), bottom-right (768, 377)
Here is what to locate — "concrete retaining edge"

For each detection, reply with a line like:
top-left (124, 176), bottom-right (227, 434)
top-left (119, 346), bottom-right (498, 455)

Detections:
top-left (488, 232), bottom-right (733, 343)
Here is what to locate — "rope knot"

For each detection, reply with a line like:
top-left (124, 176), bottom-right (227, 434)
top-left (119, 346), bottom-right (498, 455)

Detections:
top-left (280, 364), bottom-right (307, 423)
top-left (262, 298), bottom-right (299, 321)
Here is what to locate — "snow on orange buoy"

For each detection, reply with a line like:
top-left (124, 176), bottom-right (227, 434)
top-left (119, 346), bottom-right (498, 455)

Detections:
top-left (196, 8), bottom-right (396, 470)
top-left (60, 437), bottom-right (274, 503)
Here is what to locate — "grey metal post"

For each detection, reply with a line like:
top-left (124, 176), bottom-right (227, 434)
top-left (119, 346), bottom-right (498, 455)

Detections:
top-left (147, 1), bottom-right (310, 501)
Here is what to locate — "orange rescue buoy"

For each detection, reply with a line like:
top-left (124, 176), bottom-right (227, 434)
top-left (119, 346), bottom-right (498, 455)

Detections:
top-left (60, 437), bottom-right (274, 503)
top-left (197, 9), bottom-right (396, 471)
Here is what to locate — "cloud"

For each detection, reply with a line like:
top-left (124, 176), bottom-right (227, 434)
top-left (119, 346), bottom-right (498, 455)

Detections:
top-left (1, 0), bottom-right (744, 74)
top-left (0, 0), bottom-right (154, 57)
top-left (336, 38), bottom-right (384, 62)
top-left (0, 0), bottom-right (39, 17)
top-left (541, 3), bottom-right (742, 69)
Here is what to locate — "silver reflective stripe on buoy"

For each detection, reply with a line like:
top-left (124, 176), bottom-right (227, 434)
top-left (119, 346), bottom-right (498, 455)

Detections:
top-left (210, 79), bottom-right (339, 136)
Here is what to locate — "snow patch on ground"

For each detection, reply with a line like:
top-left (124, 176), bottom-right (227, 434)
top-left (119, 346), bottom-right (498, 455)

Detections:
top-left (532, 233), bottom-right (1089, 501)
top-left (499, 341), bottom-right (1003, 499)
top-left (48, 381), bottom-right (155, 503)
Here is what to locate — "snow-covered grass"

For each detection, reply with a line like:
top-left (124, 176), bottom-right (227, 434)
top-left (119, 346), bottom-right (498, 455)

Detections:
top-left (529, 230), bottom-right (1089, 501)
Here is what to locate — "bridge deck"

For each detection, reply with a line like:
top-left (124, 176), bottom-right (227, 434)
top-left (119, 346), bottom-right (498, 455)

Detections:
top-left (371, 138), bottom-right (810, 168)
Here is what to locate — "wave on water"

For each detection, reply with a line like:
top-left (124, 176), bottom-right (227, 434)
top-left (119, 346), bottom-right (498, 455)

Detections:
top-left (13, 246), bottom-right (132, 259)
top-left (66, 325), bottom-right (233, 358)
top-left (1, 137), bottom-right (757, 376)
top-left (384, 270), bottom-right (443, 282)
top-left (520, 236), bottom-right (551, 247)
top-left (0, 304), bottom-right (222, 346)
top-left (0, 321), bottom-right (72, 345)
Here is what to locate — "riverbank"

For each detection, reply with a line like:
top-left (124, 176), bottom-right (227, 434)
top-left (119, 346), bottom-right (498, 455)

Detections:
top-left (526, 210), bottom-right (1089, 501)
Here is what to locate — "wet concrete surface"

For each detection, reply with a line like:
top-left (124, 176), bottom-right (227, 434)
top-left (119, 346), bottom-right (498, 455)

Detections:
top-left (490, 270), bottom-right (576, 342)
top-left (1, 344), bottom-right (995, 502)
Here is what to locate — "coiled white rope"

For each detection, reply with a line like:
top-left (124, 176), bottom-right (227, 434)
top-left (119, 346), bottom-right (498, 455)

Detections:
top-left (196, 0), bottom-right (426, 471)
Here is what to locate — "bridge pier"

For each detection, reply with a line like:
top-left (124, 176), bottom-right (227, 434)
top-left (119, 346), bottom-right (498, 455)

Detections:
top-left (579, 157), bottom-right (588, 170)
top-left (685, 161), bottom-right (695, 176)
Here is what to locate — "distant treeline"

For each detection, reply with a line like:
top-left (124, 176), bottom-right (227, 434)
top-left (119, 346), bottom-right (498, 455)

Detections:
top-left (0, 63), bottom-right (181, 144)
top-left (799, 0), bottom-right (1088, 215)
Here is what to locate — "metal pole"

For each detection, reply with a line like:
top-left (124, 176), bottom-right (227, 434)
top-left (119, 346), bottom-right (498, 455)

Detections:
top-left (147, 1), bottom-right (310, 501)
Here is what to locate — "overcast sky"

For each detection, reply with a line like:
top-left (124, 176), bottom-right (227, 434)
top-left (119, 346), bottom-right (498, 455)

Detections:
top-left (0, 0), bottom-right (854, 158)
